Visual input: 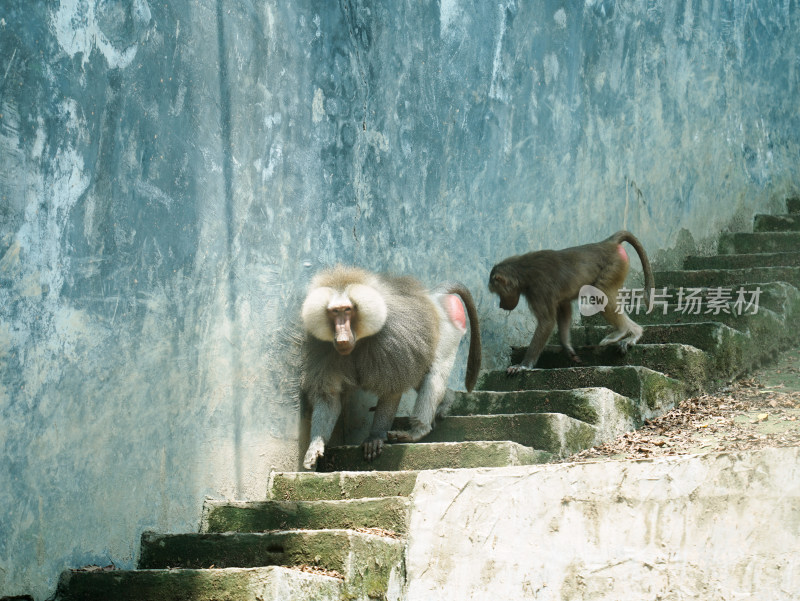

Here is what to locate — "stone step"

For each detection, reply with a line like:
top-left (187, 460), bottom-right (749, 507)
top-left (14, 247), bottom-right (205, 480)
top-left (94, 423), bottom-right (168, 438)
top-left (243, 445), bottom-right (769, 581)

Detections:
top-left (571, 322), bottom-right (750, 381)
top-left (446, 387), bottom-right (643, 445)
top-left (581, 303), bottom-right (772, 328)
top-left (718, 231), bottom-right (800, 254)
top-left (643, 282), bottom-right (799, 316)
top-left (392, 413), bottom-right (596, 458)
top-left (580, 306), bottom-right (794, 355)
top-left (518, 343), bottom-right (709, 392)
top-left (655, 266), bottom-right (800, 289)
top-left (317, 441), bottom-right (551, 473)
top-left (684, 251), bottom-right (800, 269)
top-left (448, 387), bottom-right (625, 423)
top-left (138, 530), bottom-right (403, 594)
top-left (203, 496), bottom-right (410, 536)
top-left (476, 366), bottom-right (683, 420)
top-left (268, 470), bottom-right (419, 502)
top-left (54, 566), bottom-right (342, 601)
top-left (754, 213), bottom-right (800, 232)
top-left (788, 197), bottom-right (800, 213)
top-left (575, 285), bottom-right (779, 319)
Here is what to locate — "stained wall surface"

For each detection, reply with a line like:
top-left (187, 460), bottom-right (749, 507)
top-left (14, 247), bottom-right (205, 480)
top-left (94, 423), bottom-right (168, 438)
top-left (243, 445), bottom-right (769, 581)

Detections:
top-left (405, 447), bottom-right (800, 600)
top-left (0, 1), bottom-right (798, 598)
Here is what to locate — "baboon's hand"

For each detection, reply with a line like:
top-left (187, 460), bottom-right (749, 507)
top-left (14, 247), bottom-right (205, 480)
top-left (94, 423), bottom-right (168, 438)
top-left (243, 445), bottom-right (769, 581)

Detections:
top-left (506, 364), bottom-right (536, 375)
top-left (362, 437), bottom-right (385, 461)
top-left (303, 438), bottom-right (325, 470)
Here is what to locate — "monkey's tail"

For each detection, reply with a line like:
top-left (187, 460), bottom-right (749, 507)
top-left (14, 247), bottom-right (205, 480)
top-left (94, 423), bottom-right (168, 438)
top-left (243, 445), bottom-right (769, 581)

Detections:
top-left (612, 230), bottom-right (655, 302)
top-left (443, 282), bottom-right (482, 392)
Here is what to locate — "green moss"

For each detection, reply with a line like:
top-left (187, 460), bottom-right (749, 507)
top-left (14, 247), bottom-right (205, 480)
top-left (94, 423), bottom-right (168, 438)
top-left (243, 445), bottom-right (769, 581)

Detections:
top-left (204, 497), bottom-right (410, 535)
top-left (718, 232), bottom-right (800, 254)
top-left (448, 389), bottom-right (601, 424)
top-left (614, 393), bottom-right (643, 426)
top-left (318, 441), bottom-right (551, 472)
top-left (754, 214), bottom-right (800, 232)
top-left (55, 567), bottom-right (342, 601)
top-left (269, 471), bottom-right (419, 502)
top-left (657, 266), bottom-right (800, 289)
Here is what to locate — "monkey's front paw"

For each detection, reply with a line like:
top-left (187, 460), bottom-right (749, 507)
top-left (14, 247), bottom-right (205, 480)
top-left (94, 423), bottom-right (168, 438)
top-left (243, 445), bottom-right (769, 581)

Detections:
top-left (303, 439), bottom-right (325, 470)
top-left (362, 438), bottom-right (385, 461)
top-left (387, 427), bottom-right (429, 443)
top-left (387, 429), bottom-right (412, 443)
top-left (388, 422), bottom-right (430, 443)
top-left (506, 364), bottom-right (535, 375)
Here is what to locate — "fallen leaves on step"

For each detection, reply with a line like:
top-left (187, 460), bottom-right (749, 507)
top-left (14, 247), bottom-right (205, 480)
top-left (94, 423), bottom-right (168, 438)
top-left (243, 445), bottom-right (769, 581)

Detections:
top-left (355, 526), bottom-right (401, 539)
top-left (294, 564), bottom-right (344, 580)
top-left (564, 375), bottom-right (800, 463)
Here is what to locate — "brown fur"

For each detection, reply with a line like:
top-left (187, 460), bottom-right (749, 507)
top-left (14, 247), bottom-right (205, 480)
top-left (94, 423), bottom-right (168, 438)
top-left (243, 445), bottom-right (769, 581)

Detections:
top-left (489, 231), bottom-right (654, 373)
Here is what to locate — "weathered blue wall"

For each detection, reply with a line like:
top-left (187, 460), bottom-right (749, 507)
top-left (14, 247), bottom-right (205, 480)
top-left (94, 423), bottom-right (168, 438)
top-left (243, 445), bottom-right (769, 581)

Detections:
top-left (1, 1), bottom-right (797, 598)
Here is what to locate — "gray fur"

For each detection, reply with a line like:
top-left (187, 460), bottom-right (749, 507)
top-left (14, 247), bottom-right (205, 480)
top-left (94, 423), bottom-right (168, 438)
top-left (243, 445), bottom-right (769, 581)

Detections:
top-left (301, 266), bottom-right (481, 469)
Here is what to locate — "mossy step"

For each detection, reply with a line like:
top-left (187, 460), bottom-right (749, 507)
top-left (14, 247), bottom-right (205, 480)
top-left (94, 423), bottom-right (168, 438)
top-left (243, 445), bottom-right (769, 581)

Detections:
top-left (203, 496), bottom-right (410, 536)
top-left (446, 387), bottom-right (643, 444)
top-left (580, 306), bottom-right (794, 353)
top-left (477, 366), bottom-right (683, 418)
top-left (576, 282), bottom-right (800, 316)
top-left (788, 197), bottom-right (800, 213)
top-left (580, 303), bottom-right (779, 328)
top-left (684, 252), bottom-right (800, 269)
top-left (268, 471), bottom-right (418, 502)
top-left (754, 214), bottom-right (800, 232)
top-left (515, 343), bottom-right (708, 392)
top-left (571, 322), bottom-right (744, 353)
top-left (718, 231), bottom-right (800, 254)
top-left (448, 387), bottom-right (624, 423)
top-left (54, 566), bottom-right (342, 601)
top-left (644, 282), bottom-right (799, 316)
top-left (655, 266), bottom-right (800, 289)
top-left (317, 441), bottom-right (552, 472)
top-left (571, 322), bottom-right (749, 381)
top-left (392, 413), bottom-right (596, 458)
top-left (138, 530), bottom-right (403, 596)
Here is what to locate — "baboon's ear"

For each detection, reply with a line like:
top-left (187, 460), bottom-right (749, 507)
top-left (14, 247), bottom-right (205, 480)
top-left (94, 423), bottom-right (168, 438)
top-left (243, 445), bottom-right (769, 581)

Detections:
top-left (493, 273), bottom-right (509, 287)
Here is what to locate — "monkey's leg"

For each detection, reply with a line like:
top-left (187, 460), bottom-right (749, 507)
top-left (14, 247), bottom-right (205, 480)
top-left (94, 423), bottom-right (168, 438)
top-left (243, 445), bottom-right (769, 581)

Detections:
top-left (388, 304), bottom-right (463, 442)
top-left (363, 392), bottom-right (402, 461)
top-left (508, 312), bottom-right (556, 375)
top-left (557, 301), bottom-right (581, 363)
top-left (598, 298), bottom-right (643, 353)
top-left (388, 372), bottom-right (448, 443)
top-left (303, 392), bottom-right (342, 470)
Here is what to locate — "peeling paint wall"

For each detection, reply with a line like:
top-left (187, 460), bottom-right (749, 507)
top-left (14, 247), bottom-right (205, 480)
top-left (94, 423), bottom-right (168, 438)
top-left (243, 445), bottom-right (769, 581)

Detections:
top-left (0, 1), bottom-right (798, 598)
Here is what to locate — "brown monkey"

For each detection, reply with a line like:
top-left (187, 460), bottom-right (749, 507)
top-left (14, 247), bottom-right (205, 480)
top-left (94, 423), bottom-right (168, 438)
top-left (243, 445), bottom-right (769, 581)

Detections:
top-left (301, 265), bottom-right (481, 469)
top-left (488, 230), bottom-right (653, 374)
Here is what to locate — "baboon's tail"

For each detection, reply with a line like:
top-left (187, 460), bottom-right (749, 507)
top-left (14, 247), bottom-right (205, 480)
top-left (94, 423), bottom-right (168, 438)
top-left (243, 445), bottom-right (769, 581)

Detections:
top-left (443, 283), bottom-right (482, 392)
top-left (611, 231), bottom-right (655, 301)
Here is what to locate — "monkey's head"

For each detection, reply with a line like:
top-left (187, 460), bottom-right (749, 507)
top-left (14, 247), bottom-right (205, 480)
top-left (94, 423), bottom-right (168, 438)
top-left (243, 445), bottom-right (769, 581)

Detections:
top-left (488, 268), bottom-right (520, 311)
top-left (302, 280), bottom-right (388, 355)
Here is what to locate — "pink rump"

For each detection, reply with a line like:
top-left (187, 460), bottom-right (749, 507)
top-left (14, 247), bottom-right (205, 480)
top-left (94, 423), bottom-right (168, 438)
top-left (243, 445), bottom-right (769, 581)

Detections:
top-left (444, 294), bottom-right (467, 331)
top-left (617, 244), bottom-right (628, 262)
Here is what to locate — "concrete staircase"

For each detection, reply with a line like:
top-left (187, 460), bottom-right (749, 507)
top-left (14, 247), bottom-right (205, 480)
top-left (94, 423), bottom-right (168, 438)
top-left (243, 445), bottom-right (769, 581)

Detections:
top-left (53, 198), bottom-right (800, 601)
